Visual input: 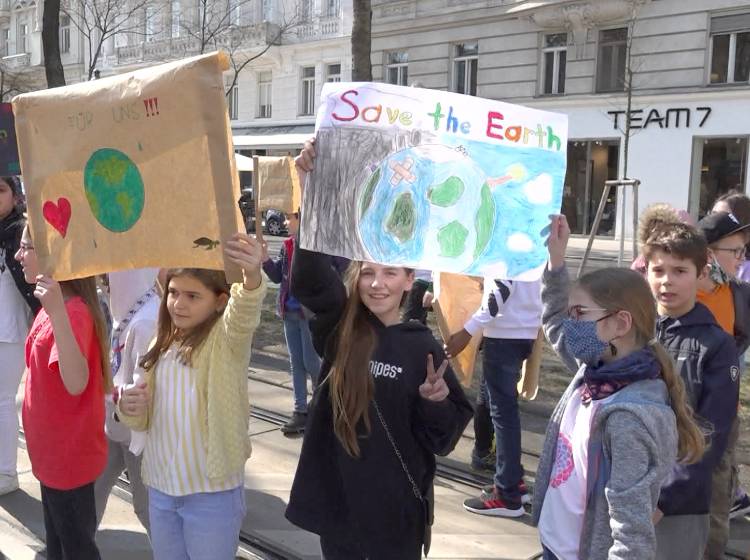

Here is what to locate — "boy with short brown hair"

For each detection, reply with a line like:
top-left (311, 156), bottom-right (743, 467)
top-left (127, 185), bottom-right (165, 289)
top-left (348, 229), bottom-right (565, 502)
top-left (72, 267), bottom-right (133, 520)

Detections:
top-left (643, 223), bottom-right (740, 560)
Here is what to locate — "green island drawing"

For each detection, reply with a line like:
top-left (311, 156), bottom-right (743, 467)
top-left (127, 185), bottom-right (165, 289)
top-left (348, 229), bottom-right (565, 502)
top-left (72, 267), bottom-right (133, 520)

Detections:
top-left (84, 148), bottom-right (145, 233)
top-left (428, 177), bottom-right (465, 207)
top-left (386, 192), bottom-right (417, 243)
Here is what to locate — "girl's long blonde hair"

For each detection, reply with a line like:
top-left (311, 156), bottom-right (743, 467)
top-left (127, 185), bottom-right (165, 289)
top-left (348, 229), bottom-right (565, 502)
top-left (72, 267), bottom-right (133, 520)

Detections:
top-left (140, 269), bottom-right (230, 370)
top-left (577, 268), bottom-right (705, 464)
top-left (329, 262), bottom-right (378, 458)
top-left (61, 277), bottom-right (113, 393)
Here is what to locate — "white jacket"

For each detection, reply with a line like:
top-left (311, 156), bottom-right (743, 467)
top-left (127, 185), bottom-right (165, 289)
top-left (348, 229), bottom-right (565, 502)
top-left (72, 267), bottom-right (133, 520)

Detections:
top-left (464, 278), bottom-right (542, 340)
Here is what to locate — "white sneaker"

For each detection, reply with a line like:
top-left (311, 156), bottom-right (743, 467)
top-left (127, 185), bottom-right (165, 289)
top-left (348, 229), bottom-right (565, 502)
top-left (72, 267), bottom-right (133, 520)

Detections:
top-left (0, 474), bottom-right (19, 495)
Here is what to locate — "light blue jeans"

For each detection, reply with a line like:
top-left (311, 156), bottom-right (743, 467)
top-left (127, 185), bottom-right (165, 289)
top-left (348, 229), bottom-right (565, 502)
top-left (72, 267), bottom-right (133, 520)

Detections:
top-left (283, 311), bottom-right (321, 412)
top-left (148, 486), bottom-right (246, 560)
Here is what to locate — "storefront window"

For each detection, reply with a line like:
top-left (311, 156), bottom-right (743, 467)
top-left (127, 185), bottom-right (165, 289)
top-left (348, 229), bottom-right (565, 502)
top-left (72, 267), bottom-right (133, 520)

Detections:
top-left (694, 137), bottom-right (749, 217)
top-left (561, 140), bottom-right (620, 236)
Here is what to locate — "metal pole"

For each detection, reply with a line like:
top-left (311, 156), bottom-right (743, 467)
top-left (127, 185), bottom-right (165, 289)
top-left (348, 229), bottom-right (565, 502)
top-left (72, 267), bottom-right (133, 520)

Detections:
top-left (618, 183), bottom-right (627, 267)
top-left (632, 179), bottom-right (640, 263)
top-left (577, 183), bottom-right (611, 279)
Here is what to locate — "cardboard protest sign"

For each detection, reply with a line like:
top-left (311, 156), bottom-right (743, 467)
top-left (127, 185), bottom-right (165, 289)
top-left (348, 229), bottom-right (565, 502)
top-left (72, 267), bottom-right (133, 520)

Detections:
top-left (13, 51), bottom-right (243, 281)
top-left (300, 82), bottom-right (568, 280)
top-left (518, 329), bottom-right (544, 400)
top-left (254, 156), bottom-right (301, 214)
top-left (0, 103), bottom-right (20, 175)
top-left (433, 272), bottom-right (484, 386)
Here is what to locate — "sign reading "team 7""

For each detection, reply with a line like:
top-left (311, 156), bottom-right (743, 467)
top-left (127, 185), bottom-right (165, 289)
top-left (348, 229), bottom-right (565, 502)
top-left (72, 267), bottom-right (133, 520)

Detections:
top-left (607, 106), bottom-right (712, 130)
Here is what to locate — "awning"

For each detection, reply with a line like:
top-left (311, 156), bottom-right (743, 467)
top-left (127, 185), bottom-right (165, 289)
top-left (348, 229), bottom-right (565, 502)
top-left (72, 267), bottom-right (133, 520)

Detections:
top-left (234, 152), bottom-right (254, 171)
top-left (233, 132), bottom-right (312, 150)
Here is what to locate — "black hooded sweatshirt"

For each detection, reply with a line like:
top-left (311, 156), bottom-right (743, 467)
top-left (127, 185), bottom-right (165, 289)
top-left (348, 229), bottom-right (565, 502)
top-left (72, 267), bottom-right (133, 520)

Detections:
top-left (285, 245), bottom-right (473, 558)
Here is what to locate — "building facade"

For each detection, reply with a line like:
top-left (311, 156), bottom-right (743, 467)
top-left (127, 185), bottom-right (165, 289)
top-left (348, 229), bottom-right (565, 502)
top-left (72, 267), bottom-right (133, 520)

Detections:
top-left (0, 0), bottom-right (351, 153)
top-left (370, 0), bottom-right (750, 238)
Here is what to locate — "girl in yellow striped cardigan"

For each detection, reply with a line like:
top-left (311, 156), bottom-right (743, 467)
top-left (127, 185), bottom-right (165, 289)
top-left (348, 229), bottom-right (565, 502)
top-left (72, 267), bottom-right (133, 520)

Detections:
top-left (118, 232), bottom-right (266, 560)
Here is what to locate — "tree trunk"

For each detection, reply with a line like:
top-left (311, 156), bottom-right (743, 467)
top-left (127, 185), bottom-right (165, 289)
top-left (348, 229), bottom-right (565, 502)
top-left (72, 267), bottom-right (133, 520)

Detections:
top-left (42, 0), bottom-right (66, 87)
top-left (351, 0), bottom-right (371, 81)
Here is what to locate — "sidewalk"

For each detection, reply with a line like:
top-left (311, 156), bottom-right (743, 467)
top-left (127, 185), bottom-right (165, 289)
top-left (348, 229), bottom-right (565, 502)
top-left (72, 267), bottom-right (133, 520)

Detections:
top-left (0, 366), bottom-right (543, 560)
top-left (1, 353), bottom-right (749, 559)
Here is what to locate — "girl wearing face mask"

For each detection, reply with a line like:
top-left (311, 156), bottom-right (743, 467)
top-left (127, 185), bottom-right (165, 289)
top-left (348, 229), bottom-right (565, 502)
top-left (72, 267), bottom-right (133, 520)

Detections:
top-left (533, 215), bottom-right (705, 560)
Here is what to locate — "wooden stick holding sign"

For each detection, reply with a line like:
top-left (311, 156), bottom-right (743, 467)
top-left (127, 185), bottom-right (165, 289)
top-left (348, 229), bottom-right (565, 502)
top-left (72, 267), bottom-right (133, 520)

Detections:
top-left (253, 156), bottom-right (264, 246)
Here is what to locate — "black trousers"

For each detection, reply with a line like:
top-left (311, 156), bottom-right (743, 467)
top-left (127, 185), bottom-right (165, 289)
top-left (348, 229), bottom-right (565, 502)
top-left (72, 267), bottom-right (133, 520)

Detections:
top-left (41, 482), bottom-right (101, 560)
top-left (320, 532), bottom-right (422, 560)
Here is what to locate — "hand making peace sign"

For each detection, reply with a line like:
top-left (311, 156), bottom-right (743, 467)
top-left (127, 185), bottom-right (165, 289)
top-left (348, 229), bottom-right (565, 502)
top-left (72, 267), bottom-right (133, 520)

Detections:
top-left (419, 354), bottom-right (450, 402)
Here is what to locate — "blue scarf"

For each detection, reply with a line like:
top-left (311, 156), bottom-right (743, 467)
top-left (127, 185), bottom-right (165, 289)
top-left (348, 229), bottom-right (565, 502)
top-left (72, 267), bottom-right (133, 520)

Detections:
top-left (581, 347), bottom-right (661, 403)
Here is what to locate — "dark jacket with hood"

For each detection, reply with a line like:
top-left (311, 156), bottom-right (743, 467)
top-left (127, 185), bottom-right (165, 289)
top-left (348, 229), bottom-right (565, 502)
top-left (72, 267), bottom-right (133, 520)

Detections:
top-left (729, 279), bottom-right (750, 355)
top-left (656, 302), bottom-right (739, 516)
top-left (1, 208), bottom-right (40, 316)
top-left (284, 244), bottom-right (473, 558)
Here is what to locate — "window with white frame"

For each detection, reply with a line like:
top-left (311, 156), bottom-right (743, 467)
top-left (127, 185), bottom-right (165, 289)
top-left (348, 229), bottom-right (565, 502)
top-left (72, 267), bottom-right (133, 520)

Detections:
top-left (326, 63), bottom-right (341, 82)
top-left (228, 0), bottom-right (240, 25)
top-left (262, 0), bottom-right (272, 21)
top-left (300, 66), bottom-right (316, 116)
top-left (710, 14), bottom-right (750, 84)
top-left (145, 6), bottom-right (157, 42)
top-left (596, 27), bottom-right (627, 92)
top-left (385, 51), bottom-right (408, 86)
top-left (1, 28), bottom-right (9, 56)
top-left (298, 0), bottom-right (312, 21)
top-left (171, 0), bottom-right (181, 37)
top-left (17, 22), bottom-right (28, 53)
top-left (59, 14), bottom-right (71, 53)
top-left (541, 33), bottom-right (567, 94)
top-left (453, 42), bottom-right (478, 95)
top-left (227, 83), bottom-right (238, 120)
top-left (326, 0), bottom-right (340, 16)
top-left (258, 71), bottom-right (272, 118)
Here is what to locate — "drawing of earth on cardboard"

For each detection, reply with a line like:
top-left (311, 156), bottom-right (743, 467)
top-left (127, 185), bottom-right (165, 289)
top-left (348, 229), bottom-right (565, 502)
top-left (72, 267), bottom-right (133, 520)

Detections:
top-left (84, 148), bottom-right (145, 233)
top-left (357, 143), bottom-right (559, 276)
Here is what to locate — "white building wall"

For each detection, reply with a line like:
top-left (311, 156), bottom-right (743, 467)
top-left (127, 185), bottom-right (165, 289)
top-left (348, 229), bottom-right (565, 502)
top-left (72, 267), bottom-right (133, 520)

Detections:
top-left (370, 0), bottom-right (750, 238)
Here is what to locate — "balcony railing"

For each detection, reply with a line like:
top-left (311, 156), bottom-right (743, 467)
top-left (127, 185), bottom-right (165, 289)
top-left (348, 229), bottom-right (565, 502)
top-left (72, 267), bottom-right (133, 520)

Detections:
top-left (295, 16), bottom-right (342, 40)
top-left (112, 22), bottom-right (280, 66)
top-left (2, 53), bottom-right (30, 68)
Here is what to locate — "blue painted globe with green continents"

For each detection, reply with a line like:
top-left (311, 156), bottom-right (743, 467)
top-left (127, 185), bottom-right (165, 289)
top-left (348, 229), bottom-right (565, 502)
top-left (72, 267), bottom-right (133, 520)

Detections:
top-left (357, 141), bottom-right (564, 276)
top-left (357, 144), bottom-right (495, 273)
top-left (84, 148), bottom-right (145, 233)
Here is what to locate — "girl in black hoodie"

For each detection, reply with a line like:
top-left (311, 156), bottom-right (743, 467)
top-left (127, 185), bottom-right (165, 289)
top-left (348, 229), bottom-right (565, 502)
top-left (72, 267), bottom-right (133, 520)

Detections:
top-left (285, 142), bottom-right (473, 560)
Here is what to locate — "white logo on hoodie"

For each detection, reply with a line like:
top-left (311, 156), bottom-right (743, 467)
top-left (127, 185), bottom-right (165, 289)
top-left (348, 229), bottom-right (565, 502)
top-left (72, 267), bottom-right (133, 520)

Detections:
top-left (369, 360), bottom-right (403, 379)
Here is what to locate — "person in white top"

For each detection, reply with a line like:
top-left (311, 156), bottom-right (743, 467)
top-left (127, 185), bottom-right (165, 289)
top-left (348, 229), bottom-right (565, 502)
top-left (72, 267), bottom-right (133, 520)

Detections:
top-left (0, 176), bottom-right (38, 495)
top-left (446, 276), bottom-right (542, 517)
top-left (94, 268), bottom-right (160, 533)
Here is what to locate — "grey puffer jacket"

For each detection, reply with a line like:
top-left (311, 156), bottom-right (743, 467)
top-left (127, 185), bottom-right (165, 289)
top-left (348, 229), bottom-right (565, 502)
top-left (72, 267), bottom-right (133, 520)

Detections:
top-left (534, 265), bottom-right (679, 560)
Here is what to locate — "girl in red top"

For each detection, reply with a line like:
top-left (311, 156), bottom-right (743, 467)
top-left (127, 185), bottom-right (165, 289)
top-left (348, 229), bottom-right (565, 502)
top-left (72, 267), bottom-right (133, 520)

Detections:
top-left (15, 225), bottom-right (111, 560)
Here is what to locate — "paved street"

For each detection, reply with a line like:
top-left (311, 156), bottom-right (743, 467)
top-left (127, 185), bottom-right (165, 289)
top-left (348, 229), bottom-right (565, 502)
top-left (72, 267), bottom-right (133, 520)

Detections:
top-left (1, 238), bottom-right (748, 559)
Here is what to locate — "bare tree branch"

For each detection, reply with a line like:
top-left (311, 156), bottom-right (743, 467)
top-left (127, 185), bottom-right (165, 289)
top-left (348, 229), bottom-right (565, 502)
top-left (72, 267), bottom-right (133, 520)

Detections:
top-left (64, 0), bottom-right (164, 79)
top-left (223, 16), bottom-right (298, 96)
top-left (0, 64), bottom-right (36, 101)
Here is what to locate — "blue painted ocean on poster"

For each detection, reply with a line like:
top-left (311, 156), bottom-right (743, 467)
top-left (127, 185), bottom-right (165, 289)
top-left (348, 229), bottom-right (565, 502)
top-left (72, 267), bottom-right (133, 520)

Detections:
top-left (357, 136), bottom-right (566, 278)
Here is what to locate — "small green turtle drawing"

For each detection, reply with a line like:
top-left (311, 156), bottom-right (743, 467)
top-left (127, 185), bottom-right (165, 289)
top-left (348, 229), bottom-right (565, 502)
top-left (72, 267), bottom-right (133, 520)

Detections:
top-left (193, 237), bottom-right (220, 250)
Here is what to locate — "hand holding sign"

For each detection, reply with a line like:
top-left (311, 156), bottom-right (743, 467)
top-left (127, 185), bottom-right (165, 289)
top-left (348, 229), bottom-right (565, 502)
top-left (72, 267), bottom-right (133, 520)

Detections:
top-left (547, 214), bottom-right (570, 270)
top-left (294, 137), bottom-right (316, 188)
top-left (419, 354), bottom-right (449, 402)
top-left (224, 232), bottom-right (263, 291)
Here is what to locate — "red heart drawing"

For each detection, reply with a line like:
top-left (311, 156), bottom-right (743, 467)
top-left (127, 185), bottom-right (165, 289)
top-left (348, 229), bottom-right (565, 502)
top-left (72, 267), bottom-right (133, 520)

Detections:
top-left (42, 198), bottom-right (72, 238)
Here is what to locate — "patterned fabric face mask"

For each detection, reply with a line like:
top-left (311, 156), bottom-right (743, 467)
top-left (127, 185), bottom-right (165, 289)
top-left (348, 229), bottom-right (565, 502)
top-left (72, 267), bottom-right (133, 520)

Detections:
top-left (562, 318), bottom-right (610, 366)
top-left (708, 256), bottom-right (730, 285)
